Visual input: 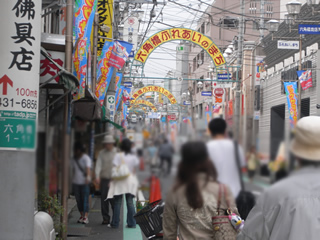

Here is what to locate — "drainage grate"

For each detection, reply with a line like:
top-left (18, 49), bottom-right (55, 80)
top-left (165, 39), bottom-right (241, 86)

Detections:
top-left (67, 227), bottom-right (91, 236)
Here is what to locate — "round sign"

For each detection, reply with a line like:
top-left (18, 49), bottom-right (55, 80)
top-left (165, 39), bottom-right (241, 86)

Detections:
top-left (214, 88), bottom-right (224, 97)
top-left (128, 17), bottom-right (135, 25)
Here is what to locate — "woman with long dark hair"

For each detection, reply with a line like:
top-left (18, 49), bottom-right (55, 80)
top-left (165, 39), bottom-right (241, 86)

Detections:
top-left (163, 141), bottom-right (237, 239)
top-left (107, 138), bottom-right (139, 229)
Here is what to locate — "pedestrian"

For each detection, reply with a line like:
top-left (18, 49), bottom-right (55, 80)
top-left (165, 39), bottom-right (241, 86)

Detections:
top-left (247, 146), bottom-right (259, 183)
top-left (163, 141), bottom-right (238, 240)
top-left (158, 138), bottom-right (174, 175)
top-left (95, 135), bottom-right (117, 225)
top-left (147, 141), bottom-right (158, 167)
top-left (237, 116), bottom-right (320, 240)
top-left (207, 118), bottom-right (246, 198)
top-left (72, 142), bottom-right (92, 224)
top-left (107, 138), bottom-right (139, 229)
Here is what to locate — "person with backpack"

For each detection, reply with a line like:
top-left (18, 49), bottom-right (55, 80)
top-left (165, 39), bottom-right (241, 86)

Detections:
top-left (72, 142), bottom-right (92, 224)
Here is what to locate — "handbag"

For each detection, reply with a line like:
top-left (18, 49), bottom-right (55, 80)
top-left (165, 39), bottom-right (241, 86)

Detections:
top-left (212, 184), bottom-right (240, 240)
top-left (234, 141), bottom-right (256, 220)
top-left (111, 153), bottom-right (130, 181)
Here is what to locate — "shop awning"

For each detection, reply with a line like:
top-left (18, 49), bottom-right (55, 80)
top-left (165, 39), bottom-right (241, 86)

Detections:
top-left (40, 47), bottom-right (79, 91)
top-left (101, 106), bottom-right (124, 132)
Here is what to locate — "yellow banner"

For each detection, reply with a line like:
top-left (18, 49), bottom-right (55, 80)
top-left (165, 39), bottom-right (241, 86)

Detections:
top-left (159, 93), bottom-right (163, 104)
top-left (97, 0), bottom-right (113, 56)
top-left (131, 86), bottom-right (177, 105)
top-left (134, 27), bottom-right (225, 67)
top-left (134, 100), bottom-right (157, 112)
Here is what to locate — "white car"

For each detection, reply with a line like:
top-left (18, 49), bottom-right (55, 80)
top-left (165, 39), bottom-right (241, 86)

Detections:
top-left (131, 115), bottom-right (137, 123)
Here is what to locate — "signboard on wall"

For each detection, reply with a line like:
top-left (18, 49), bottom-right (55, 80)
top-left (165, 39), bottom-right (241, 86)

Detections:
top-left (277, 40), bottom-right (299, 49)
top-left (0, 1), bottom-right (41, 150)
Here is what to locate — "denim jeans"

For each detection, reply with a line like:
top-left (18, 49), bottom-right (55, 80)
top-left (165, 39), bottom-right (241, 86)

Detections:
top-left (73, 184), bottom-right (90, 213)
top-left (111, 194), bottom-right (136, 228)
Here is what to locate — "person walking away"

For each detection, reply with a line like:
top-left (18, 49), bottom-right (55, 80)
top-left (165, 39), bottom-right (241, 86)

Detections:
top-left (95, 135), bottom-right (117, 225)
top-left (237, 116), bottom-right (320, 240)
top-left (158, 139), bottom-right (174, 175)
top-left (72, 142), bottom-right (92, 224)
top-left (163, 141), bottom-right (239, 240)
top-left (107, 138), bottom-right (139, 228)
top-left (147, 141), bottom-right (158, 167)
top-left (247, 146), bottom-right (259, 183)
top-left (207, 118), bottom-right (246, 198)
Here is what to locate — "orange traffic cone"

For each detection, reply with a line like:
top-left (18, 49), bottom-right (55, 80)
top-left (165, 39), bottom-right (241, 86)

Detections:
top-left (149, 175), bottom-right (162, 203)
top-left (139, 157), bottom-right (145, 171)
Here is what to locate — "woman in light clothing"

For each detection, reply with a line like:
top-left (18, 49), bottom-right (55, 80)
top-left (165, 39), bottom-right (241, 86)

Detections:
top-left (107, 138), bottom-right (139, 228)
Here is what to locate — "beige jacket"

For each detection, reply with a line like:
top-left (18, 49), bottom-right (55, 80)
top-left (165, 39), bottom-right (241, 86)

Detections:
top-left (163, 175), bottom-right (237, 240)
top-left (95, 148), bottom-right (116, 179)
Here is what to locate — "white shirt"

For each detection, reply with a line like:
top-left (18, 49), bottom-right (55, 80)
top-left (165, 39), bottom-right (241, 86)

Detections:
top-left (206, 139), bottom-right (246, 197)
top-left (72, 154), bottom-right (92, 185)
top-left (113, 152), bottom-right (139, 173)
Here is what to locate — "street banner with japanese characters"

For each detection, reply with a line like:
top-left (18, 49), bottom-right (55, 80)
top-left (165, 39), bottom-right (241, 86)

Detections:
top-left (0, 1), bottom-right (41, 150)
top-left (133, 100), bottom-right (157, 112)
top-left (97, 0), bottom-right (113, 56)
top-left (115, 86), bottom-right (124, 112)
top-left (108, 40), bottom-right (133, 69)
top-left (96, 41), bottom-right (114, 105)
top-left (297, 70), bottom-right (312, 90)
top-left (73, 0), bottom-right (97, 99)
top-left (131, 85), bottom-right (177, 104)
top-left (298, 24), bottom-right (320, 35)
top-left (134, 28), bottom-right (225, 67)
top-left (284, 82), bottom-right (298, 128)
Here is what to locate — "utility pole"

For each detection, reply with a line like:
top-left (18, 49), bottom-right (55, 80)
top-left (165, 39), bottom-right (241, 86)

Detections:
top-left (260, 0), bottom-right (265, 42)
top-left (61, 0), bottom-right (73, 239)
top-left (298, 34), bottom-right (302, 119)
top-left (235, 0), bottom-right (245, 141)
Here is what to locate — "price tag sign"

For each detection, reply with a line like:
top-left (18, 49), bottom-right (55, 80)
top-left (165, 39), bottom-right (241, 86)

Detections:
top-left (0, 1), bottom-right (41, 150)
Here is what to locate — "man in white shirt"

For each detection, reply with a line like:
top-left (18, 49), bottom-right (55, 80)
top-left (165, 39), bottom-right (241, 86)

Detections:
top-left (206, 118), bottom-right (246, 198)
top-left (95, 135), bottom-right (117, 225)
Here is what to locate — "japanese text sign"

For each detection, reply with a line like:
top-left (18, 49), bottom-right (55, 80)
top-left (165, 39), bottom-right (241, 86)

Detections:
top-left (298, 24), bottom-right (320, 34)
top-left (130, 85), bottom-right (177, 105)
top-left (0, 1), bottom-right (41, 150)
top-left (134, 99), bottom-right (157, 112)
top-left (284, 82), bottom-right (298, 128)
top-left (97, 0), bottom-right (113, 56)
top-left (134, 28), bottom-right (225, 67)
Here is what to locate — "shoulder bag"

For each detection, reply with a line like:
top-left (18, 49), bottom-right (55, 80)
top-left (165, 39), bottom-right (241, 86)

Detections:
top-left (234, 141), bottom-right (256, 220)
top-left (74, 158), bottom-right (95, 194)
top-left (111, 153), bottom-right (131, 181)
top-left (212, 184), bottom-right (240, 239)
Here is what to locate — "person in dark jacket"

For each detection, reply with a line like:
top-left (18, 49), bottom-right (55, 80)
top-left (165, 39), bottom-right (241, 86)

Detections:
top-left (158, 139), bottom-right (174, 175)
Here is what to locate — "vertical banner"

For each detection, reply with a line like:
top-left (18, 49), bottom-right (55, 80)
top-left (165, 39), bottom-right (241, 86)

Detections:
top-left (106, 95), bottom-right (115, 130)
top-left (108, 40), bottom-right (133, 69)
top-left (73, 0), bottom-right (98, 99)
top-left (297, 70), bottom-right (312, 90)
top-left (122, 87), bottom-right (131, 102)
top-left (205, 111), bottom-right (212, 127)
top-left (115, 86), bottom-right (124, 111)
top-left (96, 41), bottom-right (114, 105)
top-left (97, 0), bottom-right (113, 56)
top-left (0, 1), bottom-right (41, 150)
top-left (284, 82), bottom-right (298, 128)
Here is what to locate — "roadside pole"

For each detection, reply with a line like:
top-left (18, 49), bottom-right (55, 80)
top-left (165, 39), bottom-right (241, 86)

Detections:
top-left (0, 2), bottom-right (42, 239)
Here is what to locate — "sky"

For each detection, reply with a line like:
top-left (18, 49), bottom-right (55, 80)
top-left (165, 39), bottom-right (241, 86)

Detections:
top-left (135, 0), bottom-right (214, 84)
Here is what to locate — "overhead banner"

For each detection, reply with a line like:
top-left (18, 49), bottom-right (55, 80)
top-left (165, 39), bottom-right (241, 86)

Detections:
top-left (284, 82), bottom-right (298, 128)
top-left (96, 41), bottom-right (114, 105)
top-left (108, 40), bottom-right (133, 69)
top-left (297, 70), bottom-right (312, 90)
top-left (131, 85), bottom-right (177, 104)
top-left (0, 1), bottom-right (41, 150)
top-left (134, 100), bottom-right (157, 112)
top-left (97, 0), bottom-right (113, 56)
top-left (134, 28), bottom-right (225, 67)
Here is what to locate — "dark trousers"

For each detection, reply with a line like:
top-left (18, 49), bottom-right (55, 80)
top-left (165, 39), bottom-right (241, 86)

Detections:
top-left (160, 156), bottom-right (172, 174)
top-left (100, 178), bottom-right (113, 222)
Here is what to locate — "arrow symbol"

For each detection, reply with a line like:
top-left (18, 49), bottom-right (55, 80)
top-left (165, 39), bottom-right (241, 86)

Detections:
top-left (0, 75), bottom-right (13, 95)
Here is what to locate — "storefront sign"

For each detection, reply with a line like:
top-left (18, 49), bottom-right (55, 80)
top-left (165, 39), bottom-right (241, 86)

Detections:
top-left (217, 73), bottom-right (232, 80)
top-left (0, 1), bottom-right (41, 150)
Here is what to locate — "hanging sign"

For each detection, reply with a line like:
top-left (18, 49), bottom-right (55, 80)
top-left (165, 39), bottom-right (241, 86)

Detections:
top-left (134, 28), bottom-right (225, 67)
top-left (0, 1), bottom-right (41, 150)
top-left (277, 40), bottom-right (299, 49)
top-left (298, 24), bottom-right (320, 35)
top-left (284, 82), bottom-right (298, 128)
top-left (131, 85), bottom-right (177, 104)
top-left (213, 81), bottom-right (232, 88)
top-left (297, 70), bottom-right (312, 90)
top-left (201, 91), bottom-right (212, 96)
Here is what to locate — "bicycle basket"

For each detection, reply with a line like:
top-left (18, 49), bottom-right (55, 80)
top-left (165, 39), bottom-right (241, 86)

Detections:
top-left (134, 200), bottom-right (164, 238)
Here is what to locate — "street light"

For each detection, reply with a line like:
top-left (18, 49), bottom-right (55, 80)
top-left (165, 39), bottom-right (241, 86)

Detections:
top-left (266, 19), bottom-right (280, 33)
top-left (307, 0), bottom-right (320, 6)
top-left (286, 0), bottom-right (302, 17)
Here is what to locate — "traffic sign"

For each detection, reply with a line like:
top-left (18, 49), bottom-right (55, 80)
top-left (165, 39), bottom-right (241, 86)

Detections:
top-left (214, 88), bottom-right (224, 97)
top-left (201, 91), bottom-right (212, 96)
top-left (0, 2), bottom-right (41, 150)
